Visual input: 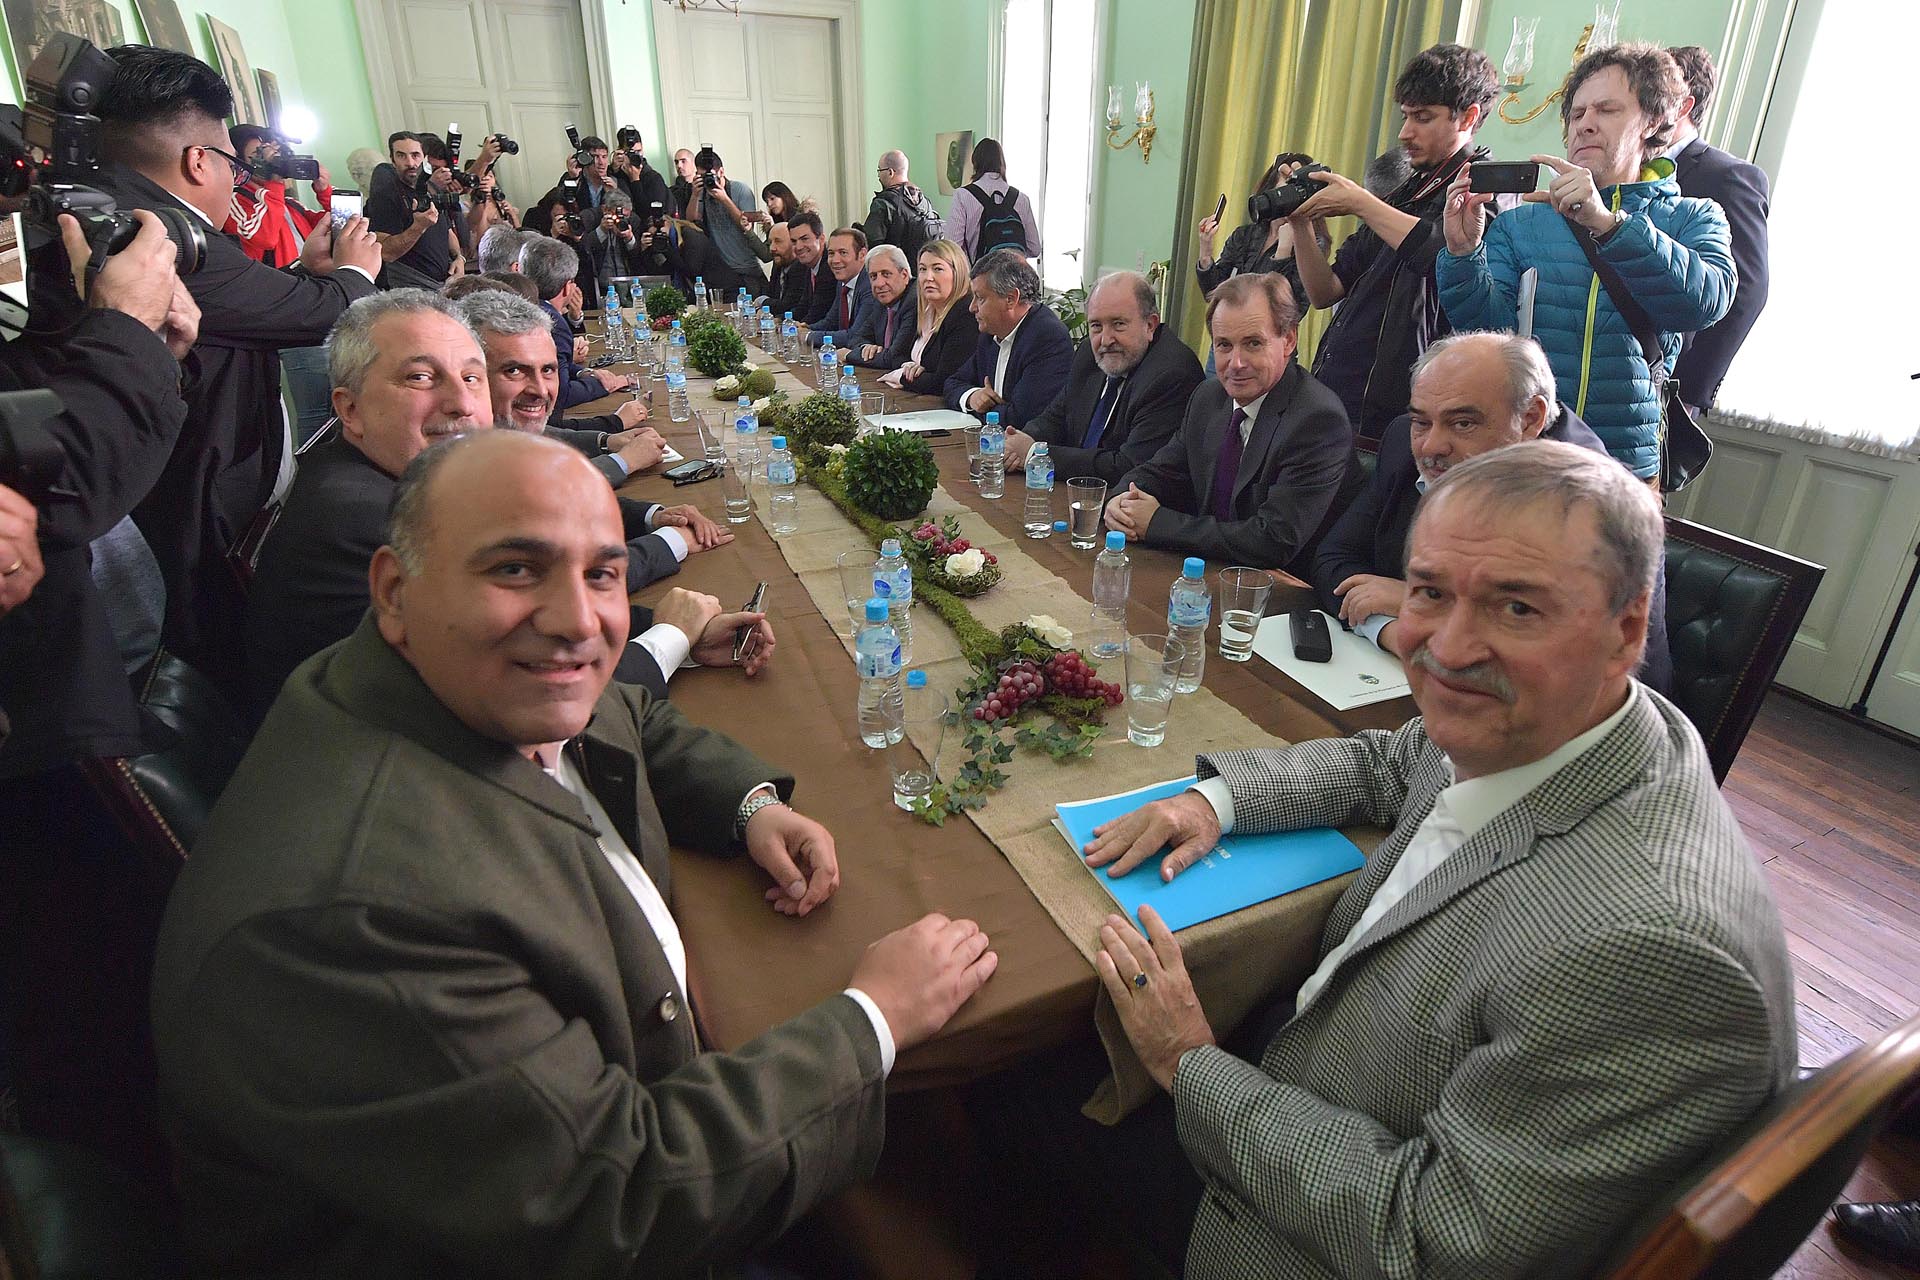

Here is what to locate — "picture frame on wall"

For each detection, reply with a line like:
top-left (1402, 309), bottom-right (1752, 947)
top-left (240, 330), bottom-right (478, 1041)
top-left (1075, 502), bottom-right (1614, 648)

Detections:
top-left (935, 130), bottom-right (975, 196)
top-left (133, 0), bottom-right (195, 54)
top-left (257, 69), bottom-right (282, 132)
top-left (204, 16), bottom-right (265, 126)
top-left (1, 0), bottom-right (123, 82)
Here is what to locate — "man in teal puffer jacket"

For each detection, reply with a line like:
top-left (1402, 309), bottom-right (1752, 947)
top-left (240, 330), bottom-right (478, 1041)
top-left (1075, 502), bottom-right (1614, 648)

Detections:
top-left (1436, 42), bottom-right (1734, 479)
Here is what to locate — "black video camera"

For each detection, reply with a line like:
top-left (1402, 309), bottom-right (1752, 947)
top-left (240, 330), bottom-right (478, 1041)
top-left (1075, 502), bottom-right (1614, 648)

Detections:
top-left (248, 141), bottom-right (321, 184)
top-left (1247, 153), bottom-right (1329, 223)
top-left (7, 34), bottom-right (205, 277)
top-left (564, 123), bottom-right (595, 170)
top-left (0, 389), bottom-right (69, 506)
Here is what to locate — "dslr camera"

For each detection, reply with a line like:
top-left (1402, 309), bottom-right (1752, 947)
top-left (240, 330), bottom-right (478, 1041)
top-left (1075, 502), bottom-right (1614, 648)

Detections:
top-left (615, 124), bottom-right (645, 170)
top-left (2, 34), bottom-right (205, 276)
top-left (564, 123), bottom-right (595, 170)
top-left (695, 143), bottom-right (723, 191)
top-left (1247, 153), bottom-right (1329, 223)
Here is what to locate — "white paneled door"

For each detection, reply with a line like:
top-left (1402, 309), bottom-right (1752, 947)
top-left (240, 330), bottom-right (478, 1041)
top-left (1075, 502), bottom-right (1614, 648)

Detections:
top-left (354, 0), bottom-right (597, 213)
top-left (655, 2), bottom-right (858, 229)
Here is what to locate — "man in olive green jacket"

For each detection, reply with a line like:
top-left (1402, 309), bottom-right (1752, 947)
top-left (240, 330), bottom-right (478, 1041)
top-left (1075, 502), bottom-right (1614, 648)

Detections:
top-left (152, 430), bottom-right (997, 1277)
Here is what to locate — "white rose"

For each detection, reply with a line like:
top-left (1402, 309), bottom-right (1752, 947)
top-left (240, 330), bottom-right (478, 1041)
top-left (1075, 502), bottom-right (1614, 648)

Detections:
top-left (946, 548), bottom-right (987, 579)
top-left (1026, 614), bottom-right (1073, 647)
top-left (751, 396), bottom-right (772, 413)
top-left (825, 443), bottom-right (850, 457)
top-left (714, 374), bottom-right (741, 396)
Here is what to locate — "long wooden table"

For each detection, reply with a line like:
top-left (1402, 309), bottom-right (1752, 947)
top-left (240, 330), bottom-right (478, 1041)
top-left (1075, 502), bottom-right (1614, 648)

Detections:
top-left (573, 333), bottom-right (1415, 1090)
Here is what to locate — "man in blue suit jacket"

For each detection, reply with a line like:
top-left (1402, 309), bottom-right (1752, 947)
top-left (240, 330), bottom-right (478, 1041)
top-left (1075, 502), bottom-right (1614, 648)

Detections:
top-left (1666, 46), bottom-right (1770, 417)
top-left (943, 250), bottom-right (1074, 429)
top-left (807, 227), bottom-right (874, 348)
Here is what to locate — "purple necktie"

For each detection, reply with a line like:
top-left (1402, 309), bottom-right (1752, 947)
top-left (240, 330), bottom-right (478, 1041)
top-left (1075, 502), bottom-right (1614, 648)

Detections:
top-left (883, 303), bottom-right (897, 347)
top-left (838, 284), bottom-right (851, 329)
top-left (1211, 407), bottom-right (1247, 520)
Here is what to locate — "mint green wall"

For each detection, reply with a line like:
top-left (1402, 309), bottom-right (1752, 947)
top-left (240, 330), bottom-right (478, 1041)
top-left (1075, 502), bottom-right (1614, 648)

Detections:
top-left (1089, 0), bottom-right (1195, 278)
top-left (599, 1), bottom-right (667, 158)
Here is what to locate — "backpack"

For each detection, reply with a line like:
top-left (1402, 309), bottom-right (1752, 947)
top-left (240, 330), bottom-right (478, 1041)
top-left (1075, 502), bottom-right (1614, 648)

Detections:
top-left (965, 181), bottom-right (1027, 258)
top-left (883, 185), bottom-right (944, 262)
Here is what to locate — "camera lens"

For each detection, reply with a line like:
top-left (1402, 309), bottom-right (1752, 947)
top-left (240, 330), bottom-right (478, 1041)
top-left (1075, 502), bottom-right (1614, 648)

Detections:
top-left (152, 206), bottom-right (207, 275)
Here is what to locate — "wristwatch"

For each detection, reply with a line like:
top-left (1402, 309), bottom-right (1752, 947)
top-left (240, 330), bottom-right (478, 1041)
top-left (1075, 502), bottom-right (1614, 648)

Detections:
top-left (735, 787), bottom-right (785, 841)
top-left (1594, 208), bottom-right (1629, 242)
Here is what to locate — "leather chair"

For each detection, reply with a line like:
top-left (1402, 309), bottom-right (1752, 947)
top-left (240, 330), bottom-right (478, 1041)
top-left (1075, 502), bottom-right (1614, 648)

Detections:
top-left (78, 653), bottom-right (252, 868)
top-left (227, 417), bottom-right (341, 591)
top-left (0, 1133), bottom-right (182, 1280)
top-left (1595, 1011), bottom-right (1920, 1279)
top-left (1354, 437), bottom-right (1378, 484)
top-left (1663, 517), bottom-right (1824, 783)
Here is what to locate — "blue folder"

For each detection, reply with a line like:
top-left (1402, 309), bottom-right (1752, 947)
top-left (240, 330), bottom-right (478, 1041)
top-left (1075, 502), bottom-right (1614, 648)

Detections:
top-left (1056, 776), bottom-right (1365, 932)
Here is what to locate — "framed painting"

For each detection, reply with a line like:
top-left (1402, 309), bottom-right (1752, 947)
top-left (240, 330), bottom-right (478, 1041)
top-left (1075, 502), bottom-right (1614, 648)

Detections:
top-left (935, 130), bottom-right (975, 196)
top-left (204, 15), bottom-right (264, 126)
top-left (256, 68), bottom-right (281, 132)
top-left (133, 0), bottom-right (194, 53)
top-left (1, 0), bottom-right (122, 82)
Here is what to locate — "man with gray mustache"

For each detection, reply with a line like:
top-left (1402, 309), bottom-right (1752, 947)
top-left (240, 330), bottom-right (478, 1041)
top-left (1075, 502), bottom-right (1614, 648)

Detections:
top-left (1067, 441), bottom-right (1794, 1279)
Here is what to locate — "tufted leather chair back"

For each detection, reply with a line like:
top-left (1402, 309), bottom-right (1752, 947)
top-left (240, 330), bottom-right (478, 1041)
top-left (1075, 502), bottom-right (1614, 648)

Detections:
top-left (1662, 517), bottom-right (1823, 783)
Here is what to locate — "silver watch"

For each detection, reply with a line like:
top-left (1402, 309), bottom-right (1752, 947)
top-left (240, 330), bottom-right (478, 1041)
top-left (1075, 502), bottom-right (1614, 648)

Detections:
top-left (735, 789), bottom-right (785, 841)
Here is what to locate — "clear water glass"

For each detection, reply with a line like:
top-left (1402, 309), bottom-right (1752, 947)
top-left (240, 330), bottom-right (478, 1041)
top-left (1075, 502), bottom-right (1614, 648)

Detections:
top-left (720, 459), bottom-right (752, 524)
top-left (963, 423), bottom-right (983, 483)
top-left (697, 410), bottom-right (728, 465)
top-left (1217, 567), bottom-right (1273, 662)
top-left (1067, 477), bottom-right (1106, 549)
top-left (861, 391), bottom-right (886, 425)
top-left (1125, 634), bottom-right (1185, 748)
top-left (887, 690), bottom-right (948, 811)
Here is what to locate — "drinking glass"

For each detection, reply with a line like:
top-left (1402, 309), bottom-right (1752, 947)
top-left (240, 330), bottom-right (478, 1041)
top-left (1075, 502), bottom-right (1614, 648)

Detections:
top-left (696, 410), bottom-right (728, 465)
top-left (963, 423), bottom-right (983, 483)
top-left (720, 460), bottom-right (752, 524)
top-left (837, 549), bottom-right (880, 639)
top-left (887, 687), bottom-right (949, 811)
top-left (1124, 634), bottom-right (1184, 748)
top-left (861, 391), bottom-right (887, 425)
top-left (1066, 477), bottom-right (1106, 549)
top-left (1217, 567), bottom-right (1273, 662)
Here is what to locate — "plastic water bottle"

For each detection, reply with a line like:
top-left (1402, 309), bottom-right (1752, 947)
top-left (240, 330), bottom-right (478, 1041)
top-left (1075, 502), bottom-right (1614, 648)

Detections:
top-left (665, 351), bottom-right (690, 422)
top-left (838, 362), bottom-right (862, 412)
top-left (669, 318), bottom-right (687, 356)
top-left (855, 598), bottom-right (905, 748)
top-left (604, 284), bottom-right (625, 358)
top-left (733, 395), bottom-right (761, 482)
top-left (1023, 442), bottom-right (1054, 538)
top-left (978, 411), bottom-right (1006, 499)
top-left (1167, 556), bottom-right (1211, 694)
top-left (759, 306), bottom-right (775, 351)
top-left (781, 310), bottom-right (799, 359)
top-left (872, 537), bottom-right (914, 665)
top-left (1092, 530), bottom-right (1131, 659)
top-left (693, 275), bottom-right (709, 311)
top-left (766, 435), bottom-right (799, 536)
top-left (819, 338), bottom-right (838, 384)
top-left (737, 288), bottom-right (753, 336)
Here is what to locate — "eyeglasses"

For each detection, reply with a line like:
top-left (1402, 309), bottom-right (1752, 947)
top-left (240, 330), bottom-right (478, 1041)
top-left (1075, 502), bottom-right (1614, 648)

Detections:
top-left (186, 143), bottom-right (247, 189)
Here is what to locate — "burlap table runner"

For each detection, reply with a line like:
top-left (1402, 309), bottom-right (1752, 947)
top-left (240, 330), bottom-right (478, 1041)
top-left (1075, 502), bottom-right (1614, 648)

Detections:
top-left (679, 338), bottom-right (1370, 1119)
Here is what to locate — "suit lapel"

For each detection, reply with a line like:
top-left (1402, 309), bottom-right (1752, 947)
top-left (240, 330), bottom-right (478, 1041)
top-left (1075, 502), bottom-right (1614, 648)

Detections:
top-left (1233, 362), bottom-right (1302, 507)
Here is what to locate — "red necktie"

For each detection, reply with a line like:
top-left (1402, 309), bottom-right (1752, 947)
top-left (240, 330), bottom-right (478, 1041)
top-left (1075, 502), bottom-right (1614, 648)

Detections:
top-left (1211, 408), bottom-right (1247, 520)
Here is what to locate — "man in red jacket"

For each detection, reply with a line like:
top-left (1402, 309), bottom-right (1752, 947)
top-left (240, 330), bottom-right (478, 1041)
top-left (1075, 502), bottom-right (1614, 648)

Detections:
top-left (224, 124), bottom-right (333, 269)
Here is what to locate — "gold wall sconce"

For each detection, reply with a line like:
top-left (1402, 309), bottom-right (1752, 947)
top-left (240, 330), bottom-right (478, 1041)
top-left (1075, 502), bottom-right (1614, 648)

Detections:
top-left (1497, 2), bottom-right (1622, 125)
top-left (1105, 81), bottom-right (1156, 163)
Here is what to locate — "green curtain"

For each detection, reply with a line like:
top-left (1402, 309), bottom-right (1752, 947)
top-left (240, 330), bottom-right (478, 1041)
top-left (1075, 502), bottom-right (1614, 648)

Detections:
top-left (1169, 0), bottom-right (1464, 361)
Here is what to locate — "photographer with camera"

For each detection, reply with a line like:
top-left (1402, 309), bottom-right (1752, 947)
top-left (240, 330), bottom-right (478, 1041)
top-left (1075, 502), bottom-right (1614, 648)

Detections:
top-left (585, 190), bottom-right (646, 280)
top-left (609, 126), bottom-right (670, 214)
top-left (225, 125), bottom-right (333, 269)
top-left (1279, 44), bottom-right (1500, 442)
top-left (22, 43), bottom-right (381, 696)
top-left (1195, 153), bottom-right (1325, 317)
top-left (368, 131), bottom-right (461, 287)
top-left (684, 145), bottom-right (769, 292)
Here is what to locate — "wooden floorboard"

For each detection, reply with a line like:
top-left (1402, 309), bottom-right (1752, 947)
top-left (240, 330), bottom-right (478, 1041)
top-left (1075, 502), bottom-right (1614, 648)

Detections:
top-left (1724, 694), bottom-right (1920, 1278)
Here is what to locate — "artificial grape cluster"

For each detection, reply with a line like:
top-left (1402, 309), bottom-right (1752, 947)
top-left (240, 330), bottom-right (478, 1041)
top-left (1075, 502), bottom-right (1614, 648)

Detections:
top-left (909, 521), bottom-right (999, 568)
top-left (970, 654), bottom-right (1124, 722)
top-left (1044, 651), bottom-right (1124, 707)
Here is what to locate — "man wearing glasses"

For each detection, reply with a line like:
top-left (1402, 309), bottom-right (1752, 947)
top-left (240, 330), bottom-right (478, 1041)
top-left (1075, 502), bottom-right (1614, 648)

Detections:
top-left (76, 45), bottom-right (381, 692)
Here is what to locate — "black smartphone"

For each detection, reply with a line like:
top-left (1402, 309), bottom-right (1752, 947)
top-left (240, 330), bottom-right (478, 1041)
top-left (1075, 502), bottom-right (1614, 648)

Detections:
top-left (665, 459), bottom-right (718, 485)
top-left (1469, 161), bottom-right (1541, 194)
top-left (1211, 192), bottom-right (1227, 222)
top-left (733, 582), bottom-right (768, 664)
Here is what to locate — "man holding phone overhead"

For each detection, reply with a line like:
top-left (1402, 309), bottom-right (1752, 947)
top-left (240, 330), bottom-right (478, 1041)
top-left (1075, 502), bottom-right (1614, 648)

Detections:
top-left (1281, 44), bottom-right (1502, 441)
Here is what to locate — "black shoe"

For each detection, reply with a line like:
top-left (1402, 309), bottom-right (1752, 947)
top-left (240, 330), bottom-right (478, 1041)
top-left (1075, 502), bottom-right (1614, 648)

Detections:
top-left (1832, 1199), bottom-right (1920, 1265)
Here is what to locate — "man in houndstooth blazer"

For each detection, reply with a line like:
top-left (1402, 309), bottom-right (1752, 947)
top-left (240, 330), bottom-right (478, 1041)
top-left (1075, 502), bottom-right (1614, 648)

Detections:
top-left (1085, 441), bottom-right (1796, 1279)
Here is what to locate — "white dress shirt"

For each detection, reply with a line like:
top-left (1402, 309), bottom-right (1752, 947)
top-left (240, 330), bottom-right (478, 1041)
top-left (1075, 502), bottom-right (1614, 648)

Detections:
top-left (1193, 690), bottom-right (1635, 1013)
top-left (968, 312), bottom-right (1029, 413)
top-left (545, 752), bottom-right (897, 1074)
top-left (1230, 391), bottom-right (1267, 444)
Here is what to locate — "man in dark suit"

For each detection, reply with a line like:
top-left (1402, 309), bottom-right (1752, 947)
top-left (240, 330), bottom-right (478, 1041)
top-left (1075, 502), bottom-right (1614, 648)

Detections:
top-left (843, 244), bottom-right (918, 369)
top-left (523, 235), bottom-right (632, 410)
top-left (1108, 273), bottom-right (1358, 571)
top-left (243, 293), bottom-right (759, 716)
top-left (1312, 331), bottom-right (1671, 691)
top-left (30, 45), bottom-right (384, 688)
top-left (1006, 271), bottom-right (1204, 485)
top-left (775, 211), bottom-right (835, 323)
top-left (807, 226), bottom-right (874, 347)
top-left (1666, 46), bottom-right (1771, 417)
top-left (159, 429), bottom-right (997, 1277)
top-left (944, 250), bottom-right (1075, 428)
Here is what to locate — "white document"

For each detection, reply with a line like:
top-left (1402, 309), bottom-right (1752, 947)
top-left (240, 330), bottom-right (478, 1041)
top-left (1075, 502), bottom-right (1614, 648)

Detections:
top-left (1251, 611), bottom-right (1412, 711)
top-left (659, 444), bottom-right (684, 466)
top-left (866, 409), bottom-right (979, 434)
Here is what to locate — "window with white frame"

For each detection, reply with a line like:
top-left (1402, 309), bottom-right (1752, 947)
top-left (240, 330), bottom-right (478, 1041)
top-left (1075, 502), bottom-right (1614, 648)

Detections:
top-left (1712, 3), bottom-right (1920, 452)
top-left (995, 0), bottom-right (1098, 289)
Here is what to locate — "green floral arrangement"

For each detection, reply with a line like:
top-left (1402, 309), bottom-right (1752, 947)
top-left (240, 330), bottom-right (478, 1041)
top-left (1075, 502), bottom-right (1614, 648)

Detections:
top-left (842, 428), bottom-right (938, 521)
top-left (687, 322), bottom-right (748, 377)
top-left (643, 284), bottom-right (685, 319)
top-left (786, 391), bottom-right (861, 467)
top-left (712, 368), bottom-right (779, 401)
top-left (679, 307), bottom-right (730, 341)
top-left (899, 516), bottom-right (1001, 598)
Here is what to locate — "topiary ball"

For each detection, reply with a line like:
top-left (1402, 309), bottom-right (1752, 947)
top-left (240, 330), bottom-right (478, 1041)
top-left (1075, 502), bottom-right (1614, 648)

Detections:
top-left (844, 428), bottom-right (938, 521)
top-left (739, 367), bottom-right (778, 400)
top-left (643, 284), bottom-right (686, 318)
top-left (687, 322), bottom-right (748, 376)
top-left (787, 391), bottom-right (860, 466)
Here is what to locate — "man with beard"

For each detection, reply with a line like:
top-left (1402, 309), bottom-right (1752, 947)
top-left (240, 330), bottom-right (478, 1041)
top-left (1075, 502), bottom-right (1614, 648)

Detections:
top-left (1284, 44), bottom-right (1501, 440)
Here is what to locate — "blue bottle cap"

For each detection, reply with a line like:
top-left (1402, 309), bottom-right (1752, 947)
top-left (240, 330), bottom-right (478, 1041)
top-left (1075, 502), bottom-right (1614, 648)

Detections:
top-left (865, 598), bottom-right (889, 622)
top-left (1106, 530), bottom-right (1126, 551)
top-left (880, 538), bottom-right (901, 556)
top-left (905, 670), bottom-right (928, 689)
top-left (784, 311), bottom-right (793, 319)
top-left (739, 396), bottom-right (751, 406)
top-left (1053, 520), bottom-right (1068, 531)
top-left (984, 410), bottom-right (1000, 426)
top-left (771, 436), bottom-right (786, 449)
top-left (1184, 557), bottom-right (1205, 578)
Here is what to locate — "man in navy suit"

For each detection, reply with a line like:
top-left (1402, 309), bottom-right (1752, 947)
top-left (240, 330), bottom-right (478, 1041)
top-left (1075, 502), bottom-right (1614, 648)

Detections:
top-left (1666, 46), bottom-right (1771, 418)
top-left (943, 250), bottom-right (1074, 429)
top-left (1312, 331), bottom-right (1670, 692)
top-left (807, 227), bottom-right (874, 348)
top-left (1108, 273), bottom-right (1358, 572)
